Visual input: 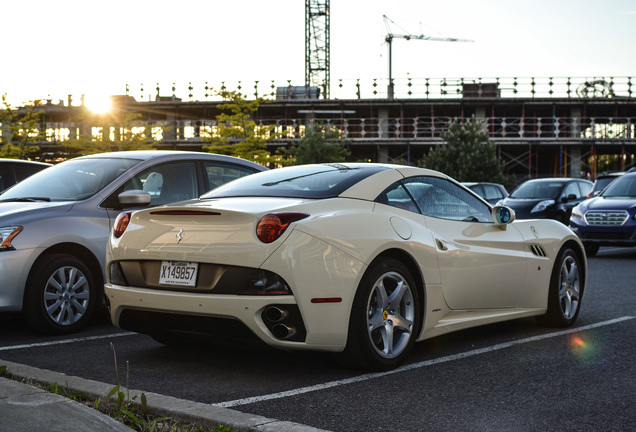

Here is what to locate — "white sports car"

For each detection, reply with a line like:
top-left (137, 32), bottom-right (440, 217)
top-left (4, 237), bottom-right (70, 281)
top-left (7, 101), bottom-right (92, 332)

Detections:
top-left (105, 164), bottom-right (587, 371)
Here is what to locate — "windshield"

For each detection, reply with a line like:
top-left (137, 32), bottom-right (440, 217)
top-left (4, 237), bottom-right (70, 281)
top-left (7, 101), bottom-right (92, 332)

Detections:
top-left (0, 157), bottom-right (141, 202)
top-left (202, 164), bottom-right (388, 199)
top-left (601, 175), bottom-right (636, 197)
top-left (510, 180), bottom-right (565, 199)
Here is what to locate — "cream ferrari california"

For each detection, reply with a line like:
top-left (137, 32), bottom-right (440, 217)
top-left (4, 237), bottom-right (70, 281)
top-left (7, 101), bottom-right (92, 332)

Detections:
top-left (105, 164), bottom-right (586, 371)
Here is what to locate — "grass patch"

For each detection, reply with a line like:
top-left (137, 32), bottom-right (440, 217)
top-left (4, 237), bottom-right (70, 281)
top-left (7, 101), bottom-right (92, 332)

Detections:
top-left (1, 351), bottom-right (238, 432)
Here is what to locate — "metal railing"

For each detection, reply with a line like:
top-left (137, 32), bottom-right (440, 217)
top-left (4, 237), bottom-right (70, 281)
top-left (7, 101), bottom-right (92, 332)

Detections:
top-left (35, 116), bottom-right (632, 144)
top-left (124, 76), bottom-right (634, 102)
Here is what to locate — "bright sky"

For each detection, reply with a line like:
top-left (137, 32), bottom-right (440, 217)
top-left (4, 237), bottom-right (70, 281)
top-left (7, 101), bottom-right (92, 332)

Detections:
top-left (2, 0), bottom-right (635, 107)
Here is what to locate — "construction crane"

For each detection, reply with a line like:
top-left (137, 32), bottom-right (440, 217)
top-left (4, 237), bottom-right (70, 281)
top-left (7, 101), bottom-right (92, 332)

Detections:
top-left (383, 15), bottom-right (474, 99)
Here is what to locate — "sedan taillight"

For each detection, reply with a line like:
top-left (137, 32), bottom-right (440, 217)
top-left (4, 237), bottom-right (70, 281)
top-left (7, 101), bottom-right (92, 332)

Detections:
top-left (256, 212), bottom-right (309, 243)
top-left (113, 211), bottom-right (132, 239)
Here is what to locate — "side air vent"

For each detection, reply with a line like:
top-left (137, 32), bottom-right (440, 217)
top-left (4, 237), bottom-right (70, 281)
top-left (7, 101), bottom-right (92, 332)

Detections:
top-left (529, 244), bottom-right (547, 257)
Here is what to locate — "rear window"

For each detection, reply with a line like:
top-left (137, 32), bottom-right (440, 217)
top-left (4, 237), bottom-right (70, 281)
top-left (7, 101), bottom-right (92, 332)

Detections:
top-left (201, 164), bottom-right (388, 199)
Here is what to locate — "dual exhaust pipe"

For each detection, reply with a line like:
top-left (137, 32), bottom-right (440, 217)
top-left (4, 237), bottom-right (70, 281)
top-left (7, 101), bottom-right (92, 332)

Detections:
top-left (264, 306), bottom-right (297, 340)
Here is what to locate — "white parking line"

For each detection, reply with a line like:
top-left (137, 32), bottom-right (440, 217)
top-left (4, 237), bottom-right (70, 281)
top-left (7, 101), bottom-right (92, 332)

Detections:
top-left (0, 332), bottom-right (136, 352)
top-left (214, 316), bottom-right (636, 408)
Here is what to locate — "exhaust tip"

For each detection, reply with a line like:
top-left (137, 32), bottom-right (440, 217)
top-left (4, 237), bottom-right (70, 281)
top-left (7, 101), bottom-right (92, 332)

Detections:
top-left (264, 306), bottom-right (288, 323)
top-left (272, 323), bottom-right (297, 340)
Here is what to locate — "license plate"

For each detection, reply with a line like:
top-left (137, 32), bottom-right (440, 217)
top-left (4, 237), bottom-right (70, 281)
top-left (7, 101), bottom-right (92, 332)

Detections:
top-left (159, 261), bottom-right (198, 287)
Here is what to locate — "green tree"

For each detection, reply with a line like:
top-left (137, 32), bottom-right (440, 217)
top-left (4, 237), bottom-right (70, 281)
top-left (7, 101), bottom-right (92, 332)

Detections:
top-left (285, 122), bottom-right (350, 165)
top-left (419, 118), bottom-right (510, 186)
top-left (65, 110), bottom-right (159, 154)
top-left (0, 94), bottom-right (43, 159)
top-left (202, 90), bottom-right (272, 164)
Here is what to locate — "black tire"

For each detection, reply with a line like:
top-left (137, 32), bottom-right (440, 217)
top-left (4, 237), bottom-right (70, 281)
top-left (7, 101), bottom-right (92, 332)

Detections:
top-left (23, 253), bottom-right (96, 335)
top-left (584, 243), bottom-right (599, 257)
top-left (536, 247), bottom-right (583, 327)
top-left (340, 258), bottom-right (421, 371)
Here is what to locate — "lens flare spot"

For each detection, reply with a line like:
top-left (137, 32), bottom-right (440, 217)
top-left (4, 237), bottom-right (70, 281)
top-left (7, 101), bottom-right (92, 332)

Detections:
top-left (571, 336), bottom-right (586, 348)
top-left (568, 334), bottom-right (597, 363)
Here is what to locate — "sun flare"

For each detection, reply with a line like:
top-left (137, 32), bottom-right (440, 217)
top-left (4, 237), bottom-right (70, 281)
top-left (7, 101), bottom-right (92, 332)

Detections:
top-left (85, 95), bottom-right (112, 114)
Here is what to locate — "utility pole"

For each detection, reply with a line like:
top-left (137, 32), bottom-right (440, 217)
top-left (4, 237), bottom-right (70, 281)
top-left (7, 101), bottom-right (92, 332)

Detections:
top-left (384, 15), bottom-right (473, 99)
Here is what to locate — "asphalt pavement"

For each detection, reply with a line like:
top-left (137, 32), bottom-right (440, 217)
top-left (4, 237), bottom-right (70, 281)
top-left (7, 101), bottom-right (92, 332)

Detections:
top-left (0, 359), bottom-right (329, 432)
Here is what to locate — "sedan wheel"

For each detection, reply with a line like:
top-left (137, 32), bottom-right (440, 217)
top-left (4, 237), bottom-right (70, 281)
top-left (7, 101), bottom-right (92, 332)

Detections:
top-left (537, 247), bottom-right (582, 327)
top-left (24, 254), bottom-right (96, 335)
top-left (341, 258), bottom-right (420, 371)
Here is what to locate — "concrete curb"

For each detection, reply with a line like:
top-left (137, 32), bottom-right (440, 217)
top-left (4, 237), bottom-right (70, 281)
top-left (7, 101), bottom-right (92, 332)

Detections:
top-left (0, 359), bottom-right (331, 432)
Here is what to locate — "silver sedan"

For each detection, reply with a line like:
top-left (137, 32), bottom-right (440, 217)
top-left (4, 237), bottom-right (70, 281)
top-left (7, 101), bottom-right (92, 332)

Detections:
top-left (0, 150), bottom-right (266, 334)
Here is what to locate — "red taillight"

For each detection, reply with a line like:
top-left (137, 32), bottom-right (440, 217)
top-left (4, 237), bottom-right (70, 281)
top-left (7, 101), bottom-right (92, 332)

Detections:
top-left (256, 212), bottom-right (309, 243)
top-left (113, 211), bottom-right (132, 239)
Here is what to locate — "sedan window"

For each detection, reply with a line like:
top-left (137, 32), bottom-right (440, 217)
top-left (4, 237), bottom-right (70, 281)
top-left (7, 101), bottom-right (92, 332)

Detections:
top-left (404, 177), bottom-right (492, 222)
top-left (205, 162), bottom-right (260, 190)
top-left (123, 162), bottom-right (199, 206)
top-left (0, 158), bottom-right (140, 201)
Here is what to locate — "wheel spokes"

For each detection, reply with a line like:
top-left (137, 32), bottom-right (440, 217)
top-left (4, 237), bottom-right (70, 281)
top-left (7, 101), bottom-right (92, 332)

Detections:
top-left (558, 257), bottom-right (580, 319)
top-left (43, 266), bottom-right (90, 325)
top-left (367, 271), bottom-right (415, 358)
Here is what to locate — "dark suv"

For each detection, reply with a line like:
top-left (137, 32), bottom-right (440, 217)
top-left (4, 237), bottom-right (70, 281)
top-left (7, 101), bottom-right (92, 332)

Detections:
top-left (498, 178), bottom-right (592, 224)
top-left (570, 172), bottom-right (636, 256)
top-left (587, 172), bottom-right (624, 199)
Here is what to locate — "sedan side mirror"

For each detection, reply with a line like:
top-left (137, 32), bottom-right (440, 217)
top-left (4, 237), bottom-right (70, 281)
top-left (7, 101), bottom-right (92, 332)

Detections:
top-left (117, 190), bottom-right (151, 208)
top-left (492, 206), bottom-right (516, 226)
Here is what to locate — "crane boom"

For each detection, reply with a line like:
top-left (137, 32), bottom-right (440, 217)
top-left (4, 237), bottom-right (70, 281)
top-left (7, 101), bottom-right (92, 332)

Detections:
top-left (383, 15), bottom-right (474, 98)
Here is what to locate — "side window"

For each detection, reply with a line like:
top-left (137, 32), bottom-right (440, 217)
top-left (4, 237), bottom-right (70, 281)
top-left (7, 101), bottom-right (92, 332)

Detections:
top-left (577, 181), bottom-right (592, 198)
top-left (470, 185), bottom-right (484, 198)
top-left (123, 162), bottom-right (198, 206)
top-left (376, 182), bottom-right (420, 213)
top-left (14, 165), bottom-right (43, 182)
top-left (483, 185), bottom-right (504, 201)
top-left (562, 182), bottom-right (580, 199)
top-left (404, 177), bottom-right (492, 222)
top-left (205, 162), bottom-right (258, 190)
top-left (0, 166), bottom-right (10, 191)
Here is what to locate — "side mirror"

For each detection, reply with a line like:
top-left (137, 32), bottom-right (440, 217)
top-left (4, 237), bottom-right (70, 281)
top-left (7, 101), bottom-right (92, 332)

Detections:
top-left (492, 206), bottom-right (515, 225)
top-left (118, 190), bottom-right (151, 208)
top-left (561, 194), bottom-right (577, 203)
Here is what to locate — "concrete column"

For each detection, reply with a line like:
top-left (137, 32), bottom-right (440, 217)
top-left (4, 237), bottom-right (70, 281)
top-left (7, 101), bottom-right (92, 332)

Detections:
top-left (569, 146), bottom-right (582, 178)
top-left (164, 113), bottom-right (176, 142)
top-left (377, 108), bottom-right (389, 162)
top-left (570, 107), bottom-right (581, 138)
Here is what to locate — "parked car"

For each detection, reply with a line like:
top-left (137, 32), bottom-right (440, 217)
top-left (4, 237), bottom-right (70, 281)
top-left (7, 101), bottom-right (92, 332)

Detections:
top-left (0, 150), bottom-right (266, 335)
top-left (587, 172), bottom-right (624, 199)
top-left (0, 158), bottom-right (51, 191)
top-left (570, 172), bottom-right (636, 256)
top-left (105, 163), bottom-right (586, 371)
top-left (498, 178), bottom-right (592, 224)
top-left (462, 182), bottom-right (508, 205)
